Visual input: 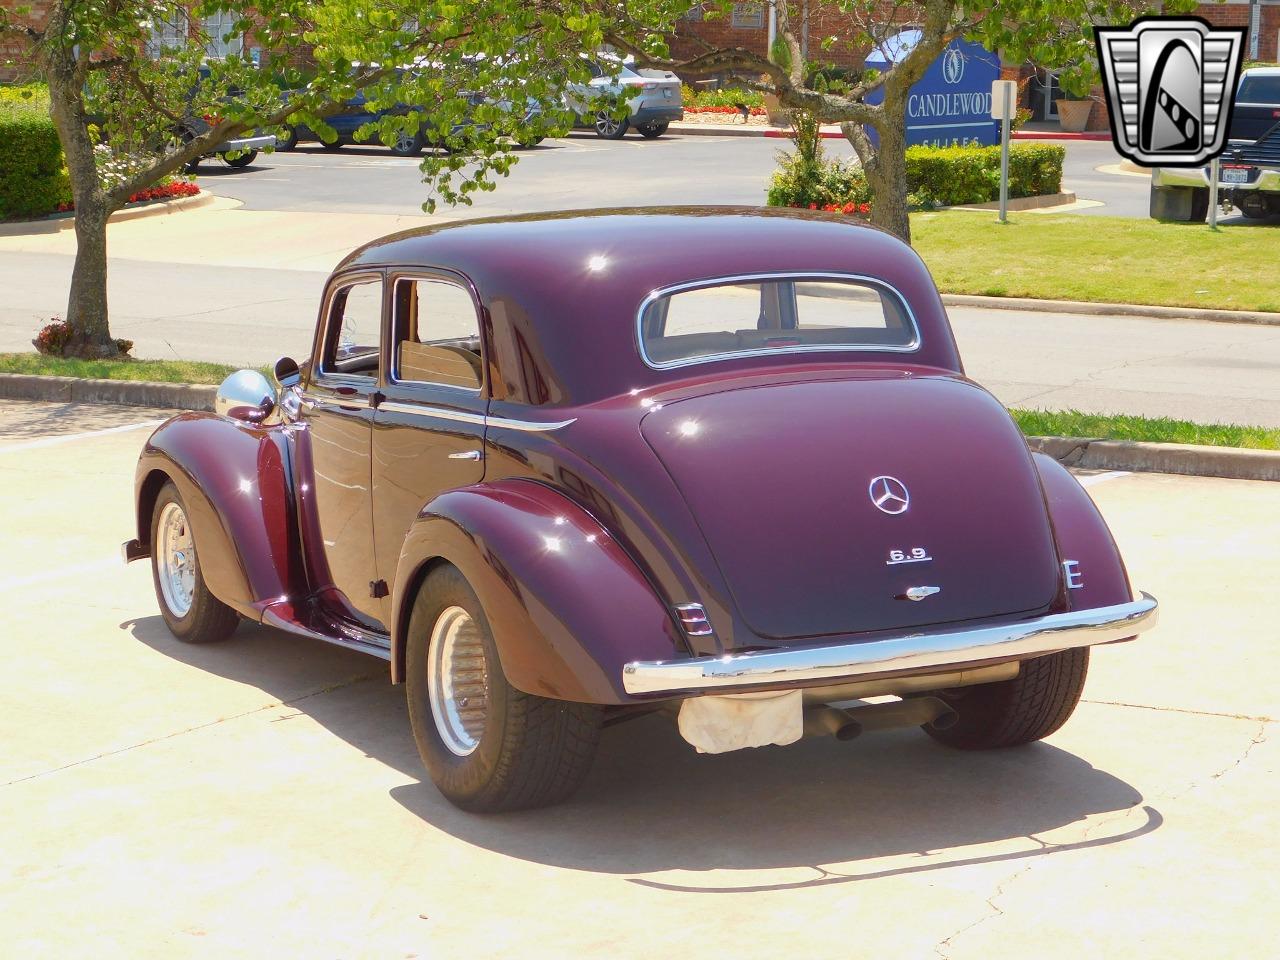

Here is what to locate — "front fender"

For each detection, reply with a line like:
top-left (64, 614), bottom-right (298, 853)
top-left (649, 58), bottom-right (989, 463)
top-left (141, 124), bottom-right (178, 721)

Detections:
top-left (391, 479), bottom-right (687, 704)
top-left (133, 414), bottom-right (301, 619)
top-left (1033, 453), bottom-right (1133, 611)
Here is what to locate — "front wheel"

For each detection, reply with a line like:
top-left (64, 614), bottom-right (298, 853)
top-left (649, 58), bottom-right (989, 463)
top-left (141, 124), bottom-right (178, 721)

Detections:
top-left (320, 138), bottom-right (344, 151)
top-left (150, 482), bottom-right (239, 644)
top-left (594, 112), bottom-right (629, 139)
top-left (924, 648), bottom-right (1089, 749)
top-left (406, 564), bottom-right (602, 812)
top-left (388, 130), bottom-right (424, 156)
top-left (223, 150), bottom-right (257, 168)
top-left (636, 122), bottom-right (669, 139)
top-left (276, 127), bottom-right (299, 151)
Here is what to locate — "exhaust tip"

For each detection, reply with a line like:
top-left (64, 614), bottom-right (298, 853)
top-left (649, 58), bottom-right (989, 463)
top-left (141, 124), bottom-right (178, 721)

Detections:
top-left (929, 707), bottom-right (960, 730)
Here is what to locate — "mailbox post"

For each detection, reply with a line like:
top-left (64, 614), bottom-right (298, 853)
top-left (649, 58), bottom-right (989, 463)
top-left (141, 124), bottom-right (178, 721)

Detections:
top-left (991, 80), bottom-right (1017, 223)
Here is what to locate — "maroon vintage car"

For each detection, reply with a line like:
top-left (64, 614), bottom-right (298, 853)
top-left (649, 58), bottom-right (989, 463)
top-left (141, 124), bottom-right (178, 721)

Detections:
top-left (124, 208), bottom-right (1158, 811)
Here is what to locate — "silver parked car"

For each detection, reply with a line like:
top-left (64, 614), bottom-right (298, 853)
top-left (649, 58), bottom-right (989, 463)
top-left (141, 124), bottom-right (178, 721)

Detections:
top-left (567, 56), bottom-right (683, 139)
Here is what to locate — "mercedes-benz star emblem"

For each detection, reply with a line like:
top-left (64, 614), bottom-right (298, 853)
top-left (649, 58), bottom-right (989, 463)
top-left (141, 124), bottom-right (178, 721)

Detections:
top-left (869, 475), bottom-right (910, 515)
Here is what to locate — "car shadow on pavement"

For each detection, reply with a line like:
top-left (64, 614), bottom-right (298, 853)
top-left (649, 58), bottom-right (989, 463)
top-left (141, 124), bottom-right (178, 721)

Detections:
top-left (127, 616), bottom-right (1159, 887)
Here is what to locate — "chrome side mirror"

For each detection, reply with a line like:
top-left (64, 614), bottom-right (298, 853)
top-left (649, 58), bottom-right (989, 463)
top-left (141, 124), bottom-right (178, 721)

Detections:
top-left (215, 369), bottom-right (276, 424)
top-left (272, 355), bottom-right (301, 390)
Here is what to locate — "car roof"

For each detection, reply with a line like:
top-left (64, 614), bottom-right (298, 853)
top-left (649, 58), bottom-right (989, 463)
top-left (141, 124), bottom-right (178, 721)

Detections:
top-left (336, 207), bottom-right (961, 404)
top-left (1242, 67), bottom-right (1280, 77)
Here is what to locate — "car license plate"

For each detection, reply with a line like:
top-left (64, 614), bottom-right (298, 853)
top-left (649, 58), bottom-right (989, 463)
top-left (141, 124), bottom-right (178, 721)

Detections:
top-left (663, 88), bottom-right (672, 99)
top-left (1221, 168), bottom-right (1251, 184)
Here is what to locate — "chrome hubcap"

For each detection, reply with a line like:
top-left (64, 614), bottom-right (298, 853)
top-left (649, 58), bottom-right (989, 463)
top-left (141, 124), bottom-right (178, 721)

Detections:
top-left (396, 133), bottom-right (414, 150)
top-left (157, 501), bottom-right (196, 618)
top-left (427, 606), bottom-right (490, 756)
top-left (596, 112), bottom-right (620, 135)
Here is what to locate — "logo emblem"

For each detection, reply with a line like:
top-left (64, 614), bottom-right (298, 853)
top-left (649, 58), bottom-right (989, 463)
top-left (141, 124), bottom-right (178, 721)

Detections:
top-left (869, 475), bottom-right (910, 515)
top-left (1095, 17), bottom-right (1246, 167)
top-left (942, 47), bottom-right (965, 85)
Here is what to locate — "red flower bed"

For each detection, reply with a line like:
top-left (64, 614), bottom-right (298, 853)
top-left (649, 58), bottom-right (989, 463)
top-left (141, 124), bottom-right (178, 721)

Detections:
top-left (685, 105), bottom-right (767, 116)
top-left (54, 180), bottom-right (199, 213)
top-left (794, 201), bottom-right (872, 217)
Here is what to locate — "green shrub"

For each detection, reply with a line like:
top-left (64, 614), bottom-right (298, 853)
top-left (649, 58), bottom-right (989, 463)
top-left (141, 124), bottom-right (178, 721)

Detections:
top-left (905, 143), bottom-right (1064, 206)
top-left (682, 85), bottom-right (765, 108)
top-left (766, 142), bottom-right (1065, 211)
top-left (0, 87), bottom-right (72, 220)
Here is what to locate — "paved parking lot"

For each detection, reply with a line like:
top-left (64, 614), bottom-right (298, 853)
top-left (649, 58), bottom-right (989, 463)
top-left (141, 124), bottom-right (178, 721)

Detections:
top-left (2, 399), bottom-right (1278, 958)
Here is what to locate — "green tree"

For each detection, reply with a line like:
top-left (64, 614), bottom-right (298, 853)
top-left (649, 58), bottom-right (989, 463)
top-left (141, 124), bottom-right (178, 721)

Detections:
top-left (0, 1), bottom-right (604, 357)
top-left (609, 0), bottom-right (1188, 243)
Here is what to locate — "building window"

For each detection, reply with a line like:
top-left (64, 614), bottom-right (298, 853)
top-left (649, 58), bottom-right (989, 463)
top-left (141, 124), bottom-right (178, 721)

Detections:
top-left (731, 3), bottom-right (765, 29)
top-left (203, 12), bottom-right (243, 59)
top-left (147, 12), bottom-right (189, 57)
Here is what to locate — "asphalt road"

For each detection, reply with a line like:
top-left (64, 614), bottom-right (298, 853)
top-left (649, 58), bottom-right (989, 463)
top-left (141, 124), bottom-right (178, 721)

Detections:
top-left (196, 132), bottom-right (1153, 218)
top-left (2, 399), bottom-right (1277, 958)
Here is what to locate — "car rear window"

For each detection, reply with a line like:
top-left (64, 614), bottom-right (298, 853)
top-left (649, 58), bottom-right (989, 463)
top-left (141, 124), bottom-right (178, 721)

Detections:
top-left (638, 276), bottom-right (918, 368)
top-left (1238, 74), bottom-right (1280, 103)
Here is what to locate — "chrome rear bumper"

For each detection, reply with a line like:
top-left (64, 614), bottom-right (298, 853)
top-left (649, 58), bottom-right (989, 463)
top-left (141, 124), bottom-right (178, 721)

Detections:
top-left (622, 593), bottom-right (1158, 696)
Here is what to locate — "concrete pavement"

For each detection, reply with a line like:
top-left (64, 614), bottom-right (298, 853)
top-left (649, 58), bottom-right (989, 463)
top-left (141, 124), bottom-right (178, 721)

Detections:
top-left (0, 398), bottom-right (1276, 958)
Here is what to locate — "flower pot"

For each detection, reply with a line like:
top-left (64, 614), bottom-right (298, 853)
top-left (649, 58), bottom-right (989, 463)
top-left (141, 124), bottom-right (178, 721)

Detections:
top-left (1056, 98), bottom-right (1093, 133)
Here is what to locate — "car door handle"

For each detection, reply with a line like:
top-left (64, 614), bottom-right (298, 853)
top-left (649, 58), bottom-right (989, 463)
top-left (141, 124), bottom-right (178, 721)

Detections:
top-left (448, 450), bottom-right (483, 461)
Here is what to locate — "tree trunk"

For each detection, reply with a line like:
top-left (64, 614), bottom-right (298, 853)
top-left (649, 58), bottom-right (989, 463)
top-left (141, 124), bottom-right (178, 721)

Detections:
top-left (43, 25), bottom-right (125, 358)
top-left (865, 123), bottom-right (911, 244)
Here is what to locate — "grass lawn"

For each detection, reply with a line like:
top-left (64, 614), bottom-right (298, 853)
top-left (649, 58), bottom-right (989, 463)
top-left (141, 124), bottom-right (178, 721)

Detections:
top-left (0, 352), bottom-right (251, 385)
top-left (1011, 408), bottom-right (1280, 450)
top-left (913, 211), bottom-right (1280, 313)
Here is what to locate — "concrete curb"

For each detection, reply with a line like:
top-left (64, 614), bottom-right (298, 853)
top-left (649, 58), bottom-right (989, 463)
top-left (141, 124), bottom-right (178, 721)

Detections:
top-left (2, 373), bottom-right (1275, 482)
top-left (955, 192), bottom-right (1077, 212)
top-left (0, 191), bottom-right (215, 238)
top-left (940, 293), bottom-right (1280, 326)
top-left (0, 373), bottom-right (216, 411)
top-left (1028, 436), bottom-right (1280, 482)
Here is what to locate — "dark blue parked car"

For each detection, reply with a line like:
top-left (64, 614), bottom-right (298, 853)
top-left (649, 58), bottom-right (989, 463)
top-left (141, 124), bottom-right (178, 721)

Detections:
top-left (277, 89), bottom-right (489, 156)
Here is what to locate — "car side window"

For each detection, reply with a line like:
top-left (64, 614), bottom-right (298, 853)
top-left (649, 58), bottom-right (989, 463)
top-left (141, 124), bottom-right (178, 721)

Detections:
top-left (392, 277), bottom-right (483, 392)
top-left (321, 278), bottom-right (382, 379)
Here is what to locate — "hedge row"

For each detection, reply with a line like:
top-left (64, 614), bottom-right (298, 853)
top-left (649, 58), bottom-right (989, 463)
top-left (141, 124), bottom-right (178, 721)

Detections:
top-left (905, 143), bottom-right (1065, 206)
top-left (0, 87), bottom-right (72, 220)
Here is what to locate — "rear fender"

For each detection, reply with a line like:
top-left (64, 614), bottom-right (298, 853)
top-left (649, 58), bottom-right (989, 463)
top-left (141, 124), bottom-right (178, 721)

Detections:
top-left (391, 479), bottom-right (686, 704)
top-left (134, 414), bottom-right (302, 619)
top-left (1033, 453), bottom-right (1133, 611)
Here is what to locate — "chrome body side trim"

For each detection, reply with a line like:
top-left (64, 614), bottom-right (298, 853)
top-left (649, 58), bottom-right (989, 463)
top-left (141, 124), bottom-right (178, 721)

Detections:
top-left (636, 271), bottom-right (923, 371)
top-left (622, 593), bottom-right (1158, 696)
top-left (376, 399), bottom-right (576, 432)
top-left (301, 391), bottom-right (372, 410)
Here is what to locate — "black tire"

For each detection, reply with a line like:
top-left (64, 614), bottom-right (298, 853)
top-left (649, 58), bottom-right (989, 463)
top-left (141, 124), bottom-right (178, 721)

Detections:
top-left (636, 122), bottom-right (669, 139)
top-left (406, 564), bottom-right (602, 812)
top-left (1189, 188), bottom-right (1210, 222)
top-left (924, 649), bottom-right (1089, 750)
top-left (223, 150), bottom-right (257, 168)
top-left (594, 112), bottom-right (630, 139)
top-left (515, 135), bottom-right (544, 149)
top-left (183, 157), bottom-right (201, 174)
top-left (276, 127), bottom-right (299, 151)
top-left (320, 138), bottom-right (344, 151)
top-left (388, 131), bottom-right (424, 157)
top-left (149, 482), bottom-right (239, 644)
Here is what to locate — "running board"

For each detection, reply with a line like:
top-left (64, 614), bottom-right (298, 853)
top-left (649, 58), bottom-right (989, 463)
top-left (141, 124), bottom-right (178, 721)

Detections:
top-left (261, 605), bottom-right (391, 660)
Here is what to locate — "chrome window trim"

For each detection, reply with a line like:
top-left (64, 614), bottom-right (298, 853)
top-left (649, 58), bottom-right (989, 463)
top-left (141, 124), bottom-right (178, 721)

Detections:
top-left (377, 399), bottom-right (576, 433)
top-left (317, 273), bottom-right (384, 380)
top-left (389, 274), bottom-right (484, 395)
top-left (635, 271), bottom-right (922, 371)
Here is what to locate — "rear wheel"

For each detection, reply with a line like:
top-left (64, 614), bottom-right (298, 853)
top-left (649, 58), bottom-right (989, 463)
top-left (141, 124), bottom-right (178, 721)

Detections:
top-left (388, 130), bottom-right (424, 156)
top-left (276, 127), bottom-right (299, 151)
top-left (924, 649), bottom-right (1089, 749)
top-left (320, 138), bottom-right (344, 151)
top-left (150, 482), bottom-right (239, 644)
top-left (594, 112), bottom-right (629, 139)
top-left (223, 150), bottom-right (257, 168)
top-left (636, 122), bottom-right (669, 139)
top-left (406, 564), bottom-right (602, 812)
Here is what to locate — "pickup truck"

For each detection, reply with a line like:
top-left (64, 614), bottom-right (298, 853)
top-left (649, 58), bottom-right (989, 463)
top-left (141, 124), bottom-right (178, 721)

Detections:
top-left (1150, 67), bottom-right (1280, 221)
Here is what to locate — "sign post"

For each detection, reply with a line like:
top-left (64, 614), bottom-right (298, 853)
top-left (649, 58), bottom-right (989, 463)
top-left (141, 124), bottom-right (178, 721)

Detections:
top-left (991, 80), bottom-right (1017, 223)
top-left (1208, 156), bottom-right (1220, 229)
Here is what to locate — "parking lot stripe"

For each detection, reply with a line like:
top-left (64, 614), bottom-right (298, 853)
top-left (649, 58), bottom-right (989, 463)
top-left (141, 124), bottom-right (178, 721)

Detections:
top-left (0, 419), bottom-right (163, 453)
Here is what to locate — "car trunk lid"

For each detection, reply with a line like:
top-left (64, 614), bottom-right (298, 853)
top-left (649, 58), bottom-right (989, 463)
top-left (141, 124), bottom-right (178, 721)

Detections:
top-left (640, 373), bottom-right (1061, 641)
